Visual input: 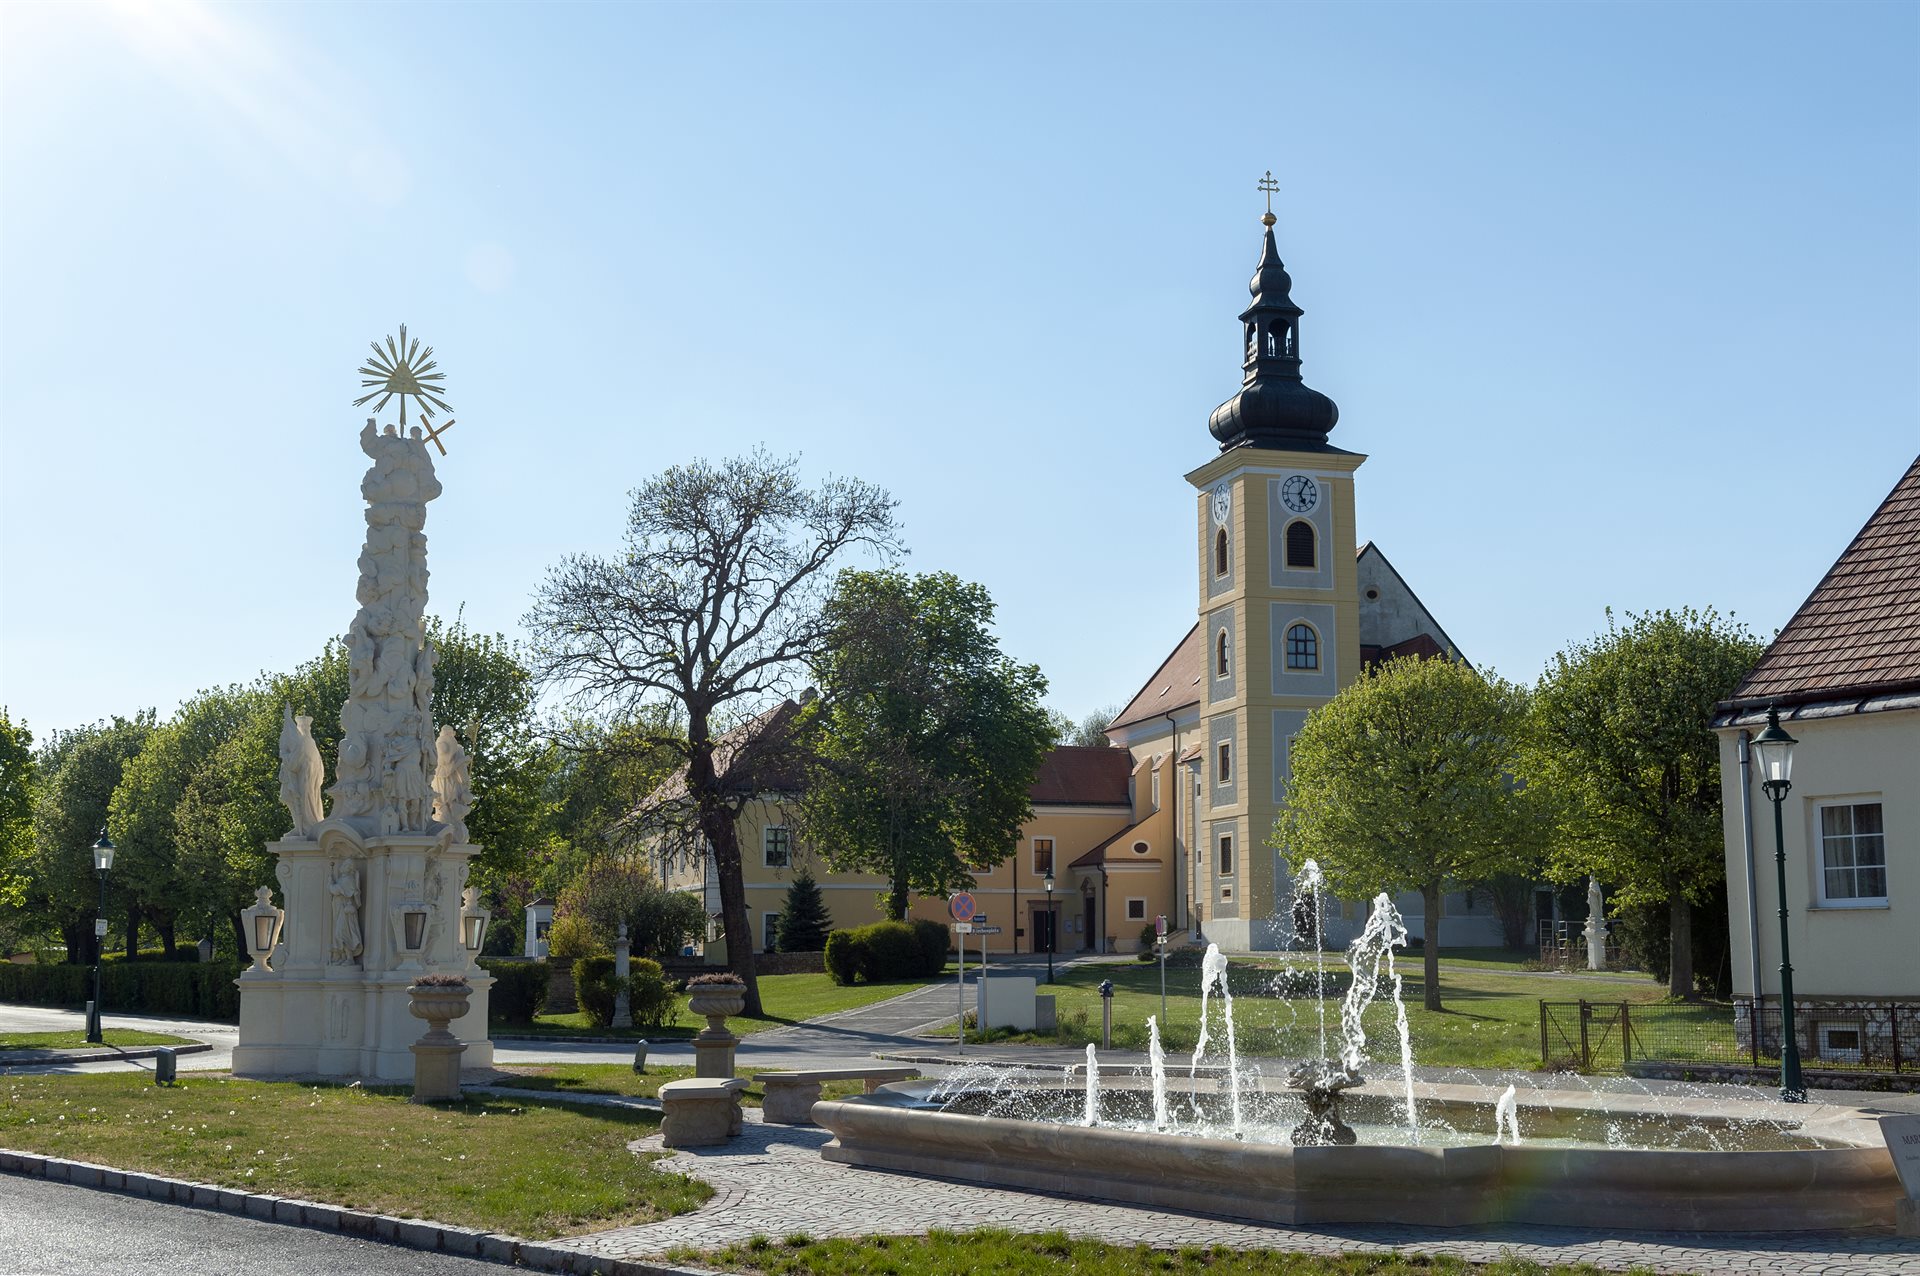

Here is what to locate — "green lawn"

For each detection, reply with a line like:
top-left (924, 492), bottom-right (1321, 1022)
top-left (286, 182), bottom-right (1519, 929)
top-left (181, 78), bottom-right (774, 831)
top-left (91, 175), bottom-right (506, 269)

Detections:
top-left (0, 1071), bottom-right (707, 1238)
top-left (492, 1063), bottom-right (871, 1107)
top-left (0, 1029), bottom-right (195, 1050)
top-left (958, 956), bottom-right (1676, 1070)
top-left (670, 1229), bottom-right (1669, 1276)
top-left (500, 970), bottom-right (936, 1039)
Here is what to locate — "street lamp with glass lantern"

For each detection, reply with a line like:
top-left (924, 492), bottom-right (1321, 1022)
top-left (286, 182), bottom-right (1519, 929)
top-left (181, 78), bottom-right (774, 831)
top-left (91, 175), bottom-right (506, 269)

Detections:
top-left (1043, 873), bottom-right (1055, 985)
top-left (86, 829), bottom-right (115, 1044)
top-left (1752, 704), bottom-right (1805, 1102)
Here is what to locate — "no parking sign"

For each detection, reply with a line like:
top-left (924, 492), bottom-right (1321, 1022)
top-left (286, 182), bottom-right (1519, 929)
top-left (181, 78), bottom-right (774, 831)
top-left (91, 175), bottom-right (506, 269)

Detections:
top-left (949, 891), bottom-right (978, 923)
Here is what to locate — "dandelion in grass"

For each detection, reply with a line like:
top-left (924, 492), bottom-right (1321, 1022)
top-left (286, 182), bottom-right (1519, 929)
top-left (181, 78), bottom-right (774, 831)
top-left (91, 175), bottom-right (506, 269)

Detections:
top-left (354, 323), bottom-right (452, 427)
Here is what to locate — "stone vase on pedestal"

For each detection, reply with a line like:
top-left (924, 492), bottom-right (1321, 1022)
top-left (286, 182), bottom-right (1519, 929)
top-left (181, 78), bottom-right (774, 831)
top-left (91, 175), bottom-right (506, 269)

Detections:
top-left (688, 981), bottom-right (746, 1078)
top-left (407, 981), bottom-right (472, 1103)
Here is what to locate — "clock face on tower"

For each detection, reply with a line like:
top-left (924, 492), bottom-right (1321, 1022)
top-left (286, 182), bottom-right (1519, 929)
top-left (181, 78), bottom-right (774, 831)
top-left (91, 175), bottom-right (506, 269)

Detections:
top-left (1210, 483), bottom-right (1232, 526)
top-left (1280, 474), bottom-right (1320, 515)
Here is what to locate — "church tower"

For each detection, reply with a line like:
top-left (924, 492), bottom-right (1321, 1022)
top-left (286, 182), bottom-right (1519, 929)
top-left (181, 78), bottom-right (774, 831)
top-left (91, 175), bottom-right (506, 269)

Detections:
top-left (1183, 186), bottom-right (1364, 949)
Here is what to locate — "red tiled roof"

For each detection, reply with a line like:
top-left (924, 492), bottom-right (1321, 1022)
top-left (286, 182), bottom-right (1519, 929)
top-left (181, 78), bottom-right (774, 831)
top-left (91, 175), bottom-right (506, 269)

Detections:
top-left (1029, 746), bottom-right (1133, 806)
top-left (1731, 456), bottom-right (1920, 705)
top-left (1108, 623), bottom-right (1204, 731)
top-left (641, 697), bottom-right (807, 807)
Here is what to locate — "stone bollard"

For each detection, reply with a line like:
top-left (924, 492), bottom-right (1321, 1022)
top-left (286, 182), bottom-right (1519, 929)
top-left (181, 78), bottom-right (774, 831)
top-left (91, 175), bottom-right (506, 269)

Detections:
top-left (686, 975), bottom-right (746, 1079)
top-left (407, 977), bottom-right (472, 1103)
top-left (612, 922), bottom-right (632, 1029)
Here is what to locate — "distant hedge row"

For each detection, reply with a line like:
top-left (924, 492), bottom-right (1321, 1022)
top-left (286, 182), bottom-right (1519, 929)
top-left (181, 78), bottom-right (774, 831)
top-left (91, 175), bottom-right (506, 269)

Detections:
top-left (824, 919), bottom-right (948, 985)
top-left (0, 960), bottom-right (243, 1021)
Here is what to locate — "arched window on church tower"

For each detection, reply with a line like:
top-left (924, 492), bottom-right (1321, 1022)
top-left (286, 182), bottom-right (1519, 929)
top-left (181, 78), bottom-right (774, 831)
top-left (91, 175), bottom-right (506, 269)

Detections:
top-left (1215, 528), bottom-right (1229, 577)
top-left (1286, 519), bottom-right (1317, 570)
top-left (1216, 629), bottom-right (1231, 678)
top-left (1286, 623), bottom-right (1319, 671)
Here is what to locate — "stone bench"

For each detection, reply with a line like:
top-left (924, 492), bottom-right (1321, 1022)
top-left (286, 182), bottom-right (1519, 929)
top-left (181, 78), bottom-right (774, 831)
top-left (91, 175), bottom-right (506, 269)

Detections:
top-left (658, 1077), bottom-right (746, 1147)
top-left (754, 1066), bottom-right (921, 1125)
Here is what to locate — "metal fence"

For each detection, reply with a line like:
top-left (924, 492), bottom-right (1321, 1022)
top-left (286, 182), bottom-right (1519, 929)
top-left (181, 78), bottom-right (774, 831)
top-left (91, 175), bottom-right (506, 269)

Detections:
top-left (1538, 999), bottom-right (1920, 1075)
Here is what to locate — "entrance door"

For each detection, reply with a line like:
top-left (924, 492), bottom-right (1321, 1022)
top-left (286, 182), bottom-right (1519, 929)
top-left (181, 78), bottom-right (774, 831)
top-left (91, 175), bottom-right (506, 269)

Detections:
top-left (1032, 906), bottom-right (1056, 954)
top-left (1082, 892), bottom-right (1097, 952)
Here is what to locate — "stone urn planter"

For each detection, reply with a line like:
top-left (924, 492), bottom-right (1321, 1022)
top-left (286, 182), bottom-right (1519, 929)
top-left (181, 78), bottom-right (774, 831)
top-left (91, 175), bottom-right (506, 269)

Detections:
top-left (407, 976), bottom-right (473, 1103)
top-left (686, 974), bottom-right (746, 1078)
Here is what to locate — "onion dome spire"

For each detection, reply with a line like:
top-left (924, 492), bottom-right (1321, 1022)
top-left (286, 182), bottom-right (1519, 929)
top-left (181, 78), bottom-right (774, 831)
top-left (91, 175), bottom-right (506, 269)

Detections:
top-left (1208, 172), bottom-right (1340, 451)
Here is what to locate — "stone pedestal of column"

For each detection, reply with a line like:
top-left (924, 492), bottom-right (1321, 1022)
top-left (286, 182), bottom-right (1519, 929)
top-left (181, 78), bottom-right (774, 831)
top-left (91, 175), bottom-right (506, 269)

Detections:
top-left (612, 924), bottom-right (632, 1030)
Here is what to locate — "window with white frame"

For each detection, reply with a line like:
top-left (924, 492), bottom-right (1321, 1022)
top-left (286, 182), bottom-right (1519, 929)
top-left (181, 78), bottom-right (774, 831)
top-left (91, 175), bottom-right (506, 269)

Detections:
top-left (764, 825), bottom-right (792, 868)
top-left (1218, 832), bottom-right (1234, 876)
top-left (1217, 741), bottom-right (1232, 784)
top-left (1126, 897), bottom-right (1146, 921)
top-left (1033, 837), bottom-right (1055, 877)
top-left (763, 912), bottom-right (781, 952)
top-left (1817, 801), bottom-right (1887, 905)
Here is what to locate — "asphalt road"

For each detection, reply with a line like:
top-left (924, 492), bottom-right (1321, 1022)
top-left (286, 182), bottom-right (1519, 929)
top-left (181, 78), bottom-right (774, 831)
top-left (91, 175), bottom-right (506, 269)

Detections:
top-left (0, 1177), bottom-right (509, 1275)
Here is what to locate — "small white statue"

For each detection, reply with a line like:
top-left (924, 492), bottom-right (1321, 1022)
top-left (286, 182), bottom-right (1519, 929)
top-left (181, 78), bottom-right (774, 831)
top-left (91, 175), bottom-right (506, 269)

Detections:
top-left (432, 724), bottom-right (473, 843)
top-left (328, 859), bottom-right (364, 964)
top-left (383, 730), bottom-right (431, 832)
top-left (277, 705), bottom-right (326, 837)
top-left (1583, 876), bottom-right (1608, 971)
top-left (413, 641), bottom-right (437, 716)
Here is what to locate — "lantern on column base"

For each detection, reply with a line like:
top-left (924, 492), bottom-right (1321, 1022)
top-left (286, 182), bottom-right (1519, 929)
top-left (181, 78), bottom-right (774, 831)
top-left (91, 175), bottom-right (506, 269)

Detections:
top-left (392, 902), bottom-right (430, 968)
top-left (460, 887), bottom-right (490, 966)
top-left (242, 886), bottom-right (284, 974)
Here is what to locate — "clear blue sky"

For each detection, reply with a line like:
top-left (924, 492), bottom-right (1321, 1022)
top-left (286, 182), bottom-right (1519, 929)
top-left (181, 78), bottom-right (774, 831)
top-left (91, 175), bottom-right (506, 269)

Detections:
top-left (2, 0), bottom-right (1915, 737)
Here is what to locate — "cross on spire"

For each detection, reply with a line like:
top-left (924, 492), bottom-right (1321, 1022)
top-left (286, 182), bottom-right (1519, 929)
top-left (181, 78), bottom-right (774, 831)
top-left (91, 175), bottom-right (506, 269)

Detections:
top-left (1257, 171), bottom-right (1279, 226)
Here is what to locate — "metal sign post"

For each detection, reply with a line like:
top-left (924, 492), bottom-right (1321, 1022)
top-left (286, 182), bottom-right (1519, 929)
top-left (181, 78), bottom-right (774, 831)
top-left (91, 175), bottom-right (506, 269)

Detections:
top-left (1155, 914), bottom-right (1169, 1026)
top-left (950, 894), bottom-right (978, 1047)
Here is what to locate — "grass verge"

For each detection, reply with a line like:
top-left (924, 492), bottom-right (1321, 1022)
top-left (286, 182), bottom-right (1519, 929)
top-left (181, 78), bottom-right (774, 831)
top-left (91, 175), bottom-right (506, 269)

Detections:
top-left (501, 970), bottom-right (936, 1039)
top-left (0, 1071), bottom-right (707, 1238)
top-left (0, 1029), bottom-right (195, 1050)
top-left (491, 1063), bottom-right (870, 1107)
top-left (668, 1228), bottom-right (1672, 1275)
top-left (947, 959), bottom-right (1680, 1070)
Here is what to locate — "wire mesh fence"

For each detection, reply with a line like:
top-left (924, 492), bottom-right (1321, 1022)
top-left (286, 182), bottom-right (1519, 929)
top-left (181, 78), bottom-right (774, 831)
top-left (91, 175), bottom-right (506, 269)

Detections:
top-left (1538, 998), bottom-right (1920, 1074)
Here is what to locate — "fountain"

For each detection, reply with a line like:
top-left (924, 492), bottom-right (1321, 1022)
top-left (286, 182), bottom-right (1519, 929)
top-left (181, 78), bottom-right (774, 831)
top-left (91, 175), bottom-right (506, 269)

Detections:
top-left (814, 875), bottom-right (1911, 1232)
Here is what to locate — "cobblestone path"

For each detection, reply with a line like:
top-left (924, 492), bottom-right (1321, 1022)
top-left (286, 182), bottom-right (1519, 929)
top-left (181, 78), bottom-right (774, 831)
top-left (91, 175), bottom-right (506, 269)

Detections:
top-left (573, 1111), bottom-right (1920, 1275)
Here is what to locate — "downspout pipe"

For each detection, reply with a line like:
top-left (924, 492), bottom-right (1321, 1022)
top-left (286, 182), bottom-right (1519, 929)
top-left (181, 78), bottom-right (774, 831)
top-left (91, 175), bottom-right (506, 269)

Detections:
top-left (1737, 729), bottom-right (1763, 1006)
top-left (1162, 711), bottom-right (1181, 932)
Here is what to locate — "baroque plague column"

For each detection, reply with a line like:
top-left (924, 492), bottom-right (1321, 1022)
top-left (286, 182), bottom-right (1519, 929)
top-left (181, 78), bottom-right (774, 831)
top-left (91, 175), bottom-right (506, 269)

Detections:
top-left (235, 332), bottom-right (491, 1081)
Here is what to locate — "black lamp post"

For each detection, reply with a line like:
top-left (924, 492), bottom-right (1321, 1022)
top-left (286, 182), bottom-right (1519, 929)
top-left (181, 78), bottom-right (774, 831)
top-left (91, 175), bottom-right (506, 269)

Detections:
top-left (1043, 873), bottom-right (1055, 985)
top-left (86, 829), bottom-right (115, 1045)
top-left (1752, 704), bottom-right (1805, 1103)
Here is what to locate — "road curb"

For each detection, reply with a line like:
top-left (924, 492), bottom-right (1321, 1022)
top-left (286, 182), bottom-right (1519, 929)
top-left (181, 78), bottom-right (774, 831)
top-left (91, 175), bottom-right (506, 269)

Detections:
top-left (0, 1041), bottom-right (213, 1065)
top-left (0, 1145), bottom-right (716, 1275)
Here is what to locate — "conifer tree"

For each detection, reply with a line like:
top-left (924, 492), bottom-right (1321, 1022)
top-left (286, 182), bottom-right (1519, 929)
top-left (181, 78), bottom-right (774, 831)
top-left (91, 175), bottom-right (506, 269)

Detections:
top-left (775, 868), bottom-right (834, 952)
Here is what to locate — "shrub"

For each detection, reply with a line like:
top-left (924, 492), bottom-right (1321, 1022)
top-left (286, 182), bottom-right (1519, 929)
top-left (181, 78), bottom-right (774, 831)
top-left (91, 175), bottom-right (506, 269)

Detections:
top-left (824, 929), bottom-right (863, 985)
top-left (413, 972), bottom-right (469, 988)
top-left (556, 860), bottom-right (707, 960)
top-left (103, 945), bottom-right (201, 964)
top-left (687, 972), bottom-right (745, 987)
top-left (546, 914), bottom-right (603, 963)
top-left (575, 955), bottom-right (678, 1028)
top-left (823, 921), bottom-right (947, 985)
top-left (478, 958), bottom-right (548, 1023)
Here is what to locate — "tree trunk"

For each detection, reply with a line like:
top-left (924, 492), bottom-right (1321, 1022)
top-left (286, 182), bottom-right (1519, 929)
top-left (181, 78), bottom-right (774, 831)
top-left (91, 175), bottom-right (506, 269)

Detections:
top-left (155, 913), bottom-right (177, 955)
top-left (1668, 894), bottom-right (1695, 1000)
top-left (686, 718), bottom-right (762, 1017)
top-left (1422, 881), bottom-right (1443, 1011)
top-left (886, 849), bottom-right (909, 922)
top-left (62, 921), bottom-right (86, 968)
top-left (229, 911), bottom-right (248, 961)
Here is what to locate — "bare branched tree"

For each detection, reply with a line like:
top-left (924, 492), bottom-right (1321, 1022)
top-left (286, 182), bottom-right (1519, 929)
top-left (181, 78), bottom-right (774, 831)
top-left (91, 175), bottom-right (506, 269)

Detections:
top-left (525, 450), bottom-right (901, 1014)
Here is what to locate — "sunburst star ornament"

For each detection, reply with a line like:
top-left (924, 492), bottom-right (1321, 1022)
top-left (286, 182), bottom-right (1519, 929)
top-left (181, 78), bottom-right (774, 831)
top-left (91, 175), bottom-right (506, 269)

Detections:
top-left (354, 324), bottom-right (452, 430)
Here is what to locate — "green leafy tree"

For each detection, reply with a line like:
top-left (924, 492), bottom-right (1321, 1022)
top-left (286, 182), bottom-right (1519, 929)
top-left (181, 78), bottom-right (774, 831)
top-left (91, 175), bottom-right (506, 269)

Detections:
top-left (0, 710), bottom-right (36, 948)
top-left (1070, 705), bottom-right (1122, 748)
top-left (775, 868), bottom-right (834, 952)
top-left (1527, 607), bottom-right (1762, 999)
top-left (554, 856), bottom-right (706, 960)
top-left (1277, 655), bottom-right (1543, 1011)
top-left (526, 450), bottom-right (903, 1016)
top-left (107, 685), bottom-right (264, 952)
top-left (801, 570), bottom-right (1054, 920)
top-left (29, 714), bottom-right (154, 962)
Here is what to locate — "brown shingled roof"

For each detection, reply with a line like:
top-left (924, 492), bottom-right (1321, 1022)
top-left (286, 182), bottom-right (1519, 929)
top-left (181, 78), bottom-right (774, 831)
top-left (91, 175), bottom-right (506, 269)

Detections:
top-left (1730, 455), bottom-right (1920, 705)
top-left (1029, 746), bottom-right (1133, 806)
top-left (1108, 623), bottom-right (1204, 731)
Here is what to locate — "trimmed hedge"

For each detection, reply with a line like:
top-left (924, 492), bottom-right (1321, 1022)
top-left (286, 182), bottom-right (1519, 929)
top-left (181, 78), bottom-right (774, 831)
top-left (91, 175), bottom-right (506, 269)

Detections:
top-left (478, 958), bottom-right (549, 1024)
top-left (573, 955), bottom-right (677, 1029)
top-left (823, 919), bottom-right (948, 985)
top-left (0, 960), bottom-right (243, 1021)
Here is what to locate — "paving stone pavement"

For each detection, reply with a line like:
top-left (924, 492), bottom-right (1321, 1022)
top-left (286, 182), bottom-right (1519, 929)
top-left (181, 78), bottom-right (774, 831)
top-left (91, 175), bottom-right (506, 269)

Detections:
top-left (573, 1109), bottom-right (1920, 1275)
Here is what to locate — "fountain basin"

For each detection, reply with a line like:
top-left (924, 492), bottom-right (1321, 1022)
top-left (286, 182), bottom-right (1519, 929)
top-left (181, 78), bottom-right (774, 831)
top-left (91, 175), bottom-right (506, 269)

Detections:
top-left (815, 1080), bottom-right (1903, 1232)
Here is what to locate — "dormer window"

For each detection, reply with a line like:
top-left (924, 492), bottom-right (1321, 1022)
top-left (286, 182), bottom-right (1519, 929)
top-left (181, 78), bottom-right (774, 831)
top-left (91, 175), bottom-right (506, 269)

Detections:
top-left (1215, 529), bottom-right (1229, 577)
top-left (1285, 519), bottom-right (1317, 570)
top-left (1216, 630), bottom-right (1231, 678)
